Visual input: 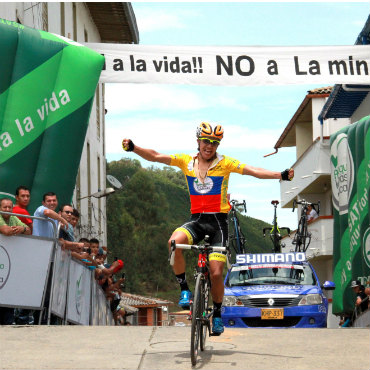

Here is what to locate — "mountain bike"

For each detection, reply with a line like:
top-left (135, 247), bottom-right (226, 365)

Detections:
top-left (228, 199), bottom-right (247, 257)
top-left (169, 237), bottom-right (227, 366)
top-left (263, 200), bottom-right (290, 253)
top-left (292, 199), bottom-right (320, 252)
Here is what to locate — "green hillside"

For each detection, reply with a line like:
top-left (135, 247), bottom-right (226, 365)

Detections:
top-left (106, 158), bottom-right (276, 301)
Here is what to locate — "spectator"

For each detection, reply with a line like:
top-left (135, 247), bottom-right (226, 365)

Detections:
top-left (58, 204), bottom-right (75, 241)
top-left (96, 257), bottom-right (124, 277)
top-left (351, 280), bottom-right (368, 313)
top-left (70, 208), bottom-right (80, 229)
top-left (0, 198), bottom-right (31, 236)
top-left (89, 238), bottom-right (100, 256)
top-left (306, 204), bottom-right (319, 222)
top-left (339, 313), bottom-right (352, 328)
top-left (12, 187), bottom-right (35, 325)
top-left (12, 186), bottom-right (33, 232)
top-left (33, 192), bottom-right (68, 238)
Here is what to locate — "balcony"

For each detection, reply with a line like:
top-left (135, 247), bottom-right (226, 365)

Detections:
top-left (281, 216), bottom-right (334, 258)
top-left (280, 137), bottom-right (331, 208)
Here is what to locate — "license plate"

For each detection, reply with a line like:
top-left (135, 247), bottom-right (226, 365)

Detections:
top-left (261, 308), bottom-right (284, 320)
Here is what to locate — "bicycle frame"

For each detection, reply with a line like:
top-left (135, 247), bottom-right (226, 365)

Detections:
top-left (263, 200), bottom-right (290, 253)
top-left (228, 199), bottom-right (247, 256)
top-left (292, 199), bottom-right (320, 252)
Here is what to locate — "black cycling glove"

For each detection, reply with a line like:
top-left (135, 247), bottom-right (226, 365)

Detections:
top-left (122, 139), bottom-right (135, 152)
top-left (281, 168), bottom-right (292, 181)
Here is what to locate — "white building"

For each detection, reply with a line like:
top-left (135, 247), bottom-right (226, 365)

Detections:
top-left (0, 2), bottom-right (139, 244)
top-left (274, 16), bottom-right (370, 327)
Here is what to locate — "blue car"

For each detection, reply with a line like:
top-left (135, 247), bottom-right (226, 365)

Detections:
top-left (221, 253), bottom-right (335, 328)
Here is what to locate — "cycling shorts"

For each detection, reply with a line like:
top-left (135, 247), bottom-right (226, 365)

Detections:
top-left (175, 213), bottom-right (228, 263)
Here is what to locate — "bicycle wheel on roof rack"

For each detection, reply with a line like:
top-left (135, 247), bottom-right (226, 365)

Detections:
top-left (228, 218), bottom-right (246, 256)
top-left (294, 218), bottom-right (305, 252)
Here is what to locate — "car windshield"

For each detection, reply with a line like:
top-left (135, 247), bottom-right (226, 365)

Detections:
top-left (227, 264), bottom-right (316, 287)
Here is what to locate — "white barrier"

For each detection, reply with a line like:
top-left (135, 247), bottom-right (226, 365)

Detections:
top-left (0, 230), bottom-right (114, 325)
top-left (50, 246), bottom-right (70, 319)
top-left (0, 234), bottom-right (54, 309)
top-left (66, 259), bottom-right (92, 325)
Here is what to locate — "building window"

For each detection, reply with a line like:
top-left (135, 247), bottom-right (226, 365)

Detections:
top-left (102, 84), bottom-right (106, 156)
top-left (96, 86), bottom-right (100, 140)
top-left (73, 3), bottom-right (77, 41)
top-left (42, 2), bottom-right (48, 31)
top-left (97, 155), bottom-right (102, 237)
top-left (60, 3), bottom-right (65, 36)
top-left (87, 142), bottom-right (91, 227)
top-left (76, 168), bottom-right (81, 211)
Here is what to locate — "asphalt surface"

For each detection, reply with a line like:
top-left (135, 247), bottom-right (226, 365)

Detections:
top-left (0, 326), bottom-right (369, 370)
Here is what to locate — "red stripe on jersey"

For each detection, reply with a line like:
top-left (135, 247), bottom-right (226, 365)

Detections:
top-left (190, 194), bottom-right (222, 214)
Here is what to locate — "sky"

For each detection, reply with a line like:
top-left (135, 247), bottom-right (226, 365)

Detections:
top-left (104, 1), bottom-right (369, 230)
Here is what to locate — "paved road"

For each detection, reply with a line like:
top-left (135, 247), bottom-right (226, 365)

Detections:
top-left (0, 326), bottom-right (369, 370)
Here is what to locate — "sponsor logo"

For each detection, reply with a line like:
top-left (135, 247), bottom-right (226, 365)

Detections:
top-left (330, 133), bottom-right (354, 215)
top-left (236, 252), bottom-right (306, 265)
top-left (75, 274), bottom-right (83, 315)
top-left (363, 227), bottom-right (370, 269)
top-left (0, 245), bottom-right (11, 289)
top-left (318, 305), bottom-right (327, 313)
top-left (193, 177), bottom-right (213, 194)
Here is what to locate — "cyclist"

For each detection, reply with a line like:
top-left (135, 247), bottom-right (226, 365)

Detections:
top-left (122, 122), bottom-right (294, 334)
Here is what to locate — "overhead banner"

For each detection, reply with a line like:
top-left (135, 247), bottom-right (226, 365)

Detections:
top-left (0, 20), bottom-right (104, 212)
top-left (86, 43), bottom-right (370, 86)
top-left (330, 116), bottom-right (370, 315)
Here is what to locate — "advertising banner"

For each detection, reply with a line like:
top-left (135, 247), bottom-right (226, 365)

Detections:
top-left (86, 43), bottom-right (370, 86)
top-left (0, 234), bottom-right (54, 308)
top-left (50, 246), bottom-right (71, 318)
top-left (66, 259), bottom-right (91, 325)
top-left (330, 116), bottom-right (370, 314)
top-left (0, 20), bottom-right (104, 212)
top-left (91, 280), bottom-right (100, 326)
top-left (97, 285), bottom-right (107, 326)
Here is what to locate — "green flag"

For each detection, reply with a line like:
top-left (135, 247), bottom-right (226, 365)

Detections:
top-left (0, 19), bottom-right (104, 212)
top-left (330, 116), bottom-right (370, 315)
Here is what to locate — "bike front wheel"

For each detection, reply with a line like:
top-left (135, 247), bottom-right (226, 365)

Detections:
top-left (191, 273), bottom-right (205, 366)
top-left (200, 276), bottom-right (210, 351)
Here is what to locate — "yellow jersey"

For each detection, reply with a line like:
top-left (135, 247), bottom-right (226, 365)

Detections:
top-left (170, 153), bottom-right (245, 214)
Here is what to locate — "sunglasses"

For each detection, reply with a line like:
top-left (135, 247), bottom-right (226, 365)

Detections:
top-left (63, 210), bottom-right (73, 215)
top-left (199, 138), bottom-right (220, 146)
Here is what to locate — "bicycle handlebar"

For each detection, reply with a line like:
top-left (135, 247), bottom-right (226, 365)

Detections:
top-left (169, 240), bottom-right (227, 266)
top-left (263, 226), bottom-right (290, 237)
top-left (230, 199), bottom-right (247, 213)
top-left (292, 199), bottom-right (320, 214)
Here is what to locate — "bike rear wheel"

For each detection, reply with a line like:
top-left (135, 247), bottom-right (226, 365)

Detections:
top-left (229, 217), bottom-right (246, 256)
top-left (191, 273), bottom-right (205, 366)
top-left (294, 218), bottom-right (305, 252)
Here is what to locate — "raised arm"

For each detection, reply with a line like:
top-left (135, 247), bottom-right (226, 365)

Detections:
top-left (122, 139), bottom-right (171, 165)
top-left (242, 164), bottom-right (294, 180)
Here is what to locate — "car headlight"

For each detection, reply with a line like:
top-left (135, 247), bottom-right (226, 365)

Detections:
top-left (222, 295), bottom-right (239, 306)
top-left (298, 294), bottom-right (323, 305)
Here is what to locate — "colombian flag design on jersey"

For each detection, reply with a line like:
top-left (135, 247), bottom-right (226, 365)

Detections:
top-left (170, 153), bottom-right (245, 214)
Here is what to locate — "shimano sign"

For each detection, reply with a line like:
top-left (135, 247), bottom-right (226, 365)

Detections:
top-left (236, 252), bottom-right (306, 265)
